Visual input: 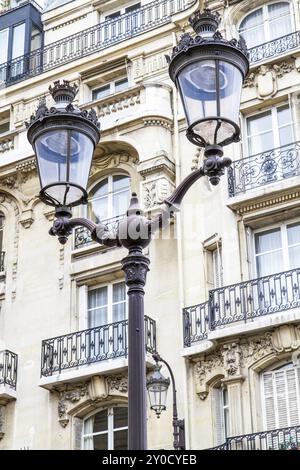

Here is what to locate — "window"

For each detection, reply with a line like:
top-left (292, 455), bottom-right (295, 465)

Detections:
top-left (92, 78), bottom-right (129, 101)
top-left (104, 3), bottom-right (141, 21)
top-left (212, 247), bottom-right (223, 289)
top-left (0, 121), bottom-right (9, 135)
top-left (0, 29), bottom-right (9, 65)
top-left (254, 220), bottom-right (300, 277)
top-left (246, 104), bottom-right (293, 156)
top-left (88, 175), bottom-right (130, 223)
top-left (239, 2), bottom-right (293, 49)
top-left (88, 282), bottom-right (127, 328)
top-left (261, 363), bottom-right (300, 432)
top-left (30, 25), bottom-right (42, 52)
top-left (213, 384), bottom-right (230, 445)
top-left (82, 407), bottom-right (128, 450)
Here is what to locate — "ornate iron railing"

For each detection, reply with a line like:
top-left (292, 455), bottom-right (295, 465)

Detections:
top-left (74, 214), bottom-right (124, 249)
top-left (183, 301), bottom-right (209, 347)
top-left (228, 142), bottom-right (300, 197)
top-left (183, 267), bottom-right (300, 346)
top-left (0, 0), bottom-right (188, 86)
top-left (209, 425), bottom-right (300, 450)
top-left (0, 350), bottom-right (18, 389)
top-left (249, 30), bottom-right (300, 64)
top-left (41, 315), bottom-right (156, 377)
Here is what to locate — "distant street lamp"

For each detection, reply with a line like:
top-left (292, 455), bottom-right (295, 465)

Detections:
top-left (147, 353), bottom-right (185, 450)
top-left (26, 9), bottom-right (248, 450)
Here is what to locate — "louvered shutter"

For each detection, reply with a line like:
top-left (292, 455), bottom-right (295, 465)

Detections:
top-left (213, 248), bottom-right (223, 289)
top-left (262, 365), bottom-right (300, 430)
top-left (212, 388), bottom-right (224, 446)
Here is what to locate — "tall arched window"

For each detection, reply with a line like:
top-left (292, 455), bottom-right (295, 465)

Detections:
top-left (82, 406), bottom-right (128, 450)
top-left (88, 174), bottom-right (130, 223)
top-left (239, 2), bottom-right (293, 49)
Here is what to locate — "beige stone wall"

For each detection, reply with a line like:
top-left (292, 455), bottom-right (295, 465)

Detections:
top-left (0, 0), bottom-right (300, 450)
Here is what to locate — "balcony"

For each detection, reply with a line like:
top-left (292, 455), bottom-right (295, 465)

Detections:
top-left (249, 30), bottom-right (300, 65)
top-left (0, 350), bottom-right (18, 403)
top-left (74, 215), bottom-right (124, 250)
top-left (227, 142), bottom-right (300, 198)
top-left (183, 267), bottom-right (300, 348)
top-left (40, 316), bottom-right (156, 387)
top-left (209, 425), bottom-right (300, 450)
top-left (0, 0), bottom-right (188, 87)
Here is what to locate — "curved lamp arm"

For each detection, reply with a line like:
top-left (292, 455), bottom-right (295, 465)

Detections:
top-left (49, 153), bottom-right (231, 246)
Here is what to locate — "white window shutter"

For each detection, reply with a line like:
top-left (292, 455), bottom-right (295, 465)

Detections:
top-left (213, 247), bottom-right (223, 289)
top-left (78, 285), bottom-right (88, 330)
top-left (262, 372), bottom-right (276, 430)
top-left (73, 417), bottom-right (84, 450)
top-left (262, 365), bottom-right (300, 431)
top-left (212, 388), bottom-right (224, 445)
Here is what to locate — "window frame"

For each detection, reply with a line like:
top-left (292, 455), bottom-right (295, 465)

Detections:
top-left (88, 173), bottom-right (131, 223)
top-left (87, 279), bottom-right (127, 329)
top-left (242, 102), bottom-right (294, 157)
top-left (103, 2), bottom-right (141, 22)
top-left (238, 1), bottom-right (295, 48)
top-left (252, 217), bottom-right (300, 276)
top-left (91, 77), bottom-right (129, 101)
top-left (82, 405), bottom-right (128, 450)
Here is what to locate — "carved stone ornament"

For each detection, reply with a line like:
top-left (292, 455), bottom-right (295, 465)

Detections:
top-left (271, 324), bottom-right (300, 353)
top-left (90, 153), bottom-right (138, 175)
top-left (243, 61), bottom-right (295, 99)
top-left (194, 332), bottom-right (275, 400)
top-left (57, 384), bottom-right (88, 428)
top-left (0, 406), bottom-right (5, 440)
top-left (106, 375), bottom-right (128, 394)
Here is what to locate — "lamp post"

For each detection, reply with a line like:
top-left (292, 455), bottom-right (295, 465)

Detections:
top-left (26, 9), bottom-right (248, 450)
top-left (147, 352), bottom-right (185, 450)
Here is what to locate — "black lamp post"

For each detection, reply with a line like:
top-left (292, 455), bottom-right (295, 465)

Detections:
top-left (26, 9), bottom-right (248, 450)
top-left (147, 353), bottom-right (185, 450)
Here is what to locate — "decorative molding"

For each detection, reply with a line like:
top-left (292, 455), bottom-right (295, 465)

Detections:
top-left (90, 153), bottom-right (138, 175)
top-left (58, 383), bottom-right (88, 428)
top-left (132, 50), bottom-right (172, 80)
top-left (19, 209), bottom-right (34, 229)
top-left (93, 88), bottom-right (141, 118)
top-left (243, 60), bottom-right (296, 99)
top-left (51, 14), bottom-right (87, 31)
top-left (143, 118), bottom-right (172, 130)
top-left (0, 135), bottom-right (14, 153)
top-left (194, 332), bottom-right (276, 399)
top-left (234, 189), bottom-right (300, 215)
top-left (106, 375), bottom-right (128, 394)
top-left (271, 325), bottom-right (300, 353)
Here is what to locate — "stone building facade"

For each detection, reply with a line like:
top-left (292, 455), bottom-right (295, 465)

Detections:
top-left (0, 0), bottom-right (300, 450)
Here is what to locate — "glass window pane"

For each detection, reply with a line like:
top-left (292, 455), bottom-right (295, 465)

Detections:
top-left (93, 410), bottom-right (108, 433)
top-left (255, 228), bottom-right (282, 254)
top-left (88, 307), bottom-right (108, 328)
top-left (92, 85), bottom-right (110, 100)
top-left (113, 175), bottom-right (130, 192)
top-left (239, 8), bottom-right (264, 48)
top-left (114, 407), bottom-right (128, 428)
top-left (93, 179), bottom-right (109, 198)
top-left (12, 23), bottom-right (25, 59)
top-left (93, 433), bottom-right (108, 450)
top-left (115, 78), bottom-right (129, 93)
top-left (88, 287), bottom-right (108, 309)
top-left (0, 122), bottom-right (9, 134)
top-left (277, 105), bottom-right (292, 127)
top-left (31, 25), bottom-right (42, 52)
top-left (289, 245), bottom-right (300, 269)
top-left (256, 251), bottom-right (283, 277)
top-left (0, 29), bottom-right (9, 65)
top-left (268, 3), bottom-right (292, 39)
top-left (247, 111), bottom-right (272, 136)
top-left (287, 223), bottom-right (300, 245)
top-left (279, 126), bottom-right (293, 147)
top-left (112, 190), bottom-right (130, 217)
top-left (113, 282), bottom-right (126, 302)
top-left (114, 429), bottom-right (128, 450)
top-left (125, 3), bottom-right (141, 13)
top-left (268, 2), bottom-right (290, 20)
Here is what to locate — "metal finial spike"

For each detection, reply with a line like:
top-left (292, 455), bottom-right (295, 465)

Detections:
top-left (126, 192), bottom-right (143, 217)
top-left (48, 80), bottom-right (78, 103)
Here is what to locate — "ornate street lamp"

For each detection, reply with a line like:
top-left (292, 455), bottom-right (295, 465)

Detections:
top-left (26, 9), bottom-right (248, 451)
top-left (168, 8), bottom-right (248, 184)
top-left (147, 363), bottom-right (170, 418)
top-left (147, 353), bottom-right (185, 450)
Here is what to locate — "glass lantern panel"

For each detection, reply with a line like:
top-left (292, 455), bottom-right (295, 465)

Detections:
top-left (35, 129), bottom-right (68, 189)
top-left (177, 60), bottom-right (217, 128)
top-left (219, 61), bottom-right (242, 126)
top-left (69, 130), bottom-right (94, 195)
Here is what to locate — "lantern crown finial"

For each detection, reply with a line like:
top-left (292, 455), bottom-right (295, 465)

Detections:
top-left (189, 8), bottom-right (221, 36)
top-left (49, 80), bottom-right (78, 104)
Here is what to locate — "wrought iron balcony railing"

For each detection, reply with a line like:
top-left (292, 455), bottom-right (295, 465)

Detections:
top-left (249, 30), bottom-right (300, 64)
top-left (209, 425), bottom-right (300, 450)
top-left (183, 267), bottom-right (300, 347)
top-left (74, 215), bottom-right (124, 249)
top-left (228, 142), bottom-right (300, 197)
top-left (0, 350), bottom-right (18, 389)
top-left (0, 0), bottom-right (188, 87)
top-left (41, 315), bottom-right (156, 377)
